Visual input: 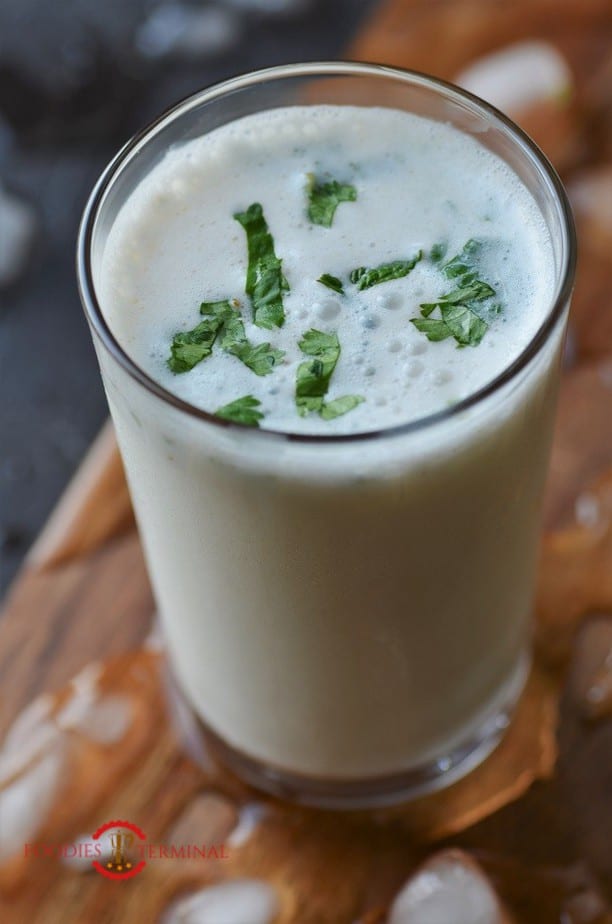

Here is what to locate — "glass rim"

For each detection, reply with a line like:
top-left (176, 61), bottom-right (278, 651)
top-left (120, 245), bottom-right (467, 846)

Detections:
top-left (77, 60), bottom-right (576, 446)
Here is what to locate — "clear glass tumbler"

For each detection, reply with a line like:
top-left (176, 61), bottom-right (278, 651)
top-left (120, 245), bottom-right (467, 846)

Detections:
top-left (78, 62), bottom-right (576, 808)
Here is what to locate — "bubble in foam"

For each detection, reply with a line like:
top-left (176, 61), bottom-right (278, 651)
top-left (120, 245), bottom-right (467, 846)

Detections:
top-left (376, 292), bottom-right (403, 310)
top-left (406, 341), bottom-right (427, 356)
top-left (388, 339), bottom-right (402, 354)
top-left (315, 298), bottom-right (341, 321)
top-left (431, 369), bottom-right (452, 386)
top-left (406, 360), bottom-right (424, 378)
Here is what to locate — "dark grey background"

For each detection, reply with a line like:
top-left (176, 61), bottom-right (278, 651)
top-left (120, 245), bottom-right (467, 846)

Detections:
top-left (0, 0), bottom-right (377, 592)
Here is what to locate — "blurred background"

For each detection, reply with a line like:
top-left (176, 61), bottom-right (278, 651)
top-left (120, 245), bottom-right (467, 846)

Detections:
top-left (0, 0), bottom-right (376, 592)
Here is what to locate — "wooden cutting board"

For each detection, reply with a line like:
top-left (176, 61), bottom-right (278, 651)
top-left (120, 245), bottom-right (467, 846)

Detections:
top-left (2, 1), bottom-right (612, 921)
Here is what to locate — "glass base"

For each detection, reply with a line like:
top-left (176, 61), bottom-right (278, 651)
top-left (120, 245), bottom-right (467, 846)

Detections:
top-left (164, 654), bottom-right (529, 811)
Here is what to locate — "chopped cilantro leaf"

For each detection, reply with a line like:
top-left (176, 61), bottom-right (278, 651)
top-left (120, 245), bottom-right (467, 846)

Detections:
top-left (317, 273), bottom-right (345, 295)
top-left (295, 329), bottom-right (363, 420)
top-left (306, 176), bottom-right (357, 228)
top-left (215, 395), bottom-right (264, 427)
top-left (349, 252), bottom-right (422, 290)
top-left (234, 203), bottom-right (289, 329)
top-left (410, 240), bottom-right (500, 347)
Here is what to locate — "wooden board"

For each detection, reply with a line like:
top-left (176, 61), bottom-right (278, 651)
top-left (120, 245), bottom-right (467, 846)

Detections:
top-left (2, 1), bottom-right (612, 921)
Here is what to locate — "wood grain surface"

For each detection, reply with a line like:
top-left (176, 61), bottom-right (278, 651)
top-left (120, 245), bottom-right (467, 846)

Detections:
top-left (2, 1), bottom-right (612, 921)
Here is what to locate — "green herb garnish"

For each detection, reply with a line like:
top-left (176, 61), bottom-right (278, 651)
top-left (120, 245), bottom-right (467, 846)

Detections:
top-left (167, 320), bottom-right (221, 373)
top-left (306, 176), bottom-right (357, 228)
top-left (319, 395), bottom-right (364, 420)
top-left (295, 329), bottom-right (364, 419)
top-left (349, 252), bottom-right (422, 291)
top-left (215, 395), bottom-right (264, 427)
top-left (167, 299), bottom-right (234, 373)
top-left (317, 273), bottom-right (345, 295)
top-left (430, 242), bottom-right (447, 263)
top-left (410, 240), bottom-right (499, 347)
top-left (169, 299), bottom-right (284, 375)
top-left (218, 312), bottom-right (284, 376)
top-left (234, 203), bottom-right (289, 330)
top-left (296, 329), bottom-right (340, 413)
top-left (442, 239), bottom-right (485, 280)
top-left (412, 309), bottom-right (487, 346)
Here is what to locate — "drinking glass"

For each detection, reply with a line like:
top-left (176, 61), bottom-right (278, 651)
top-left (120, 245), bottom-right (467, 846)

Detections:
top-left (78, 62), bottom-right (576, 808)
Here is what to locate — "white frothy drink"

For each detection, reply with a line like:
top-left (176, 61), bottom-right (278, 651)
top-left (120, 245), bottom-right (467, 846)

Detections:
top-left (101, 107), bottom-right (553, 433)
top-left (92, 104), bottom-right (565, 788)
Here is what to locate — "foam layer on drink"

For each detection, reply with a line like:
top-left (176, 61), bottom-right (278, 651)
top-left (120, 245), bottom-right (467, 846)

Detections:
top-left (98, 105), bottom-right (555, 434)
